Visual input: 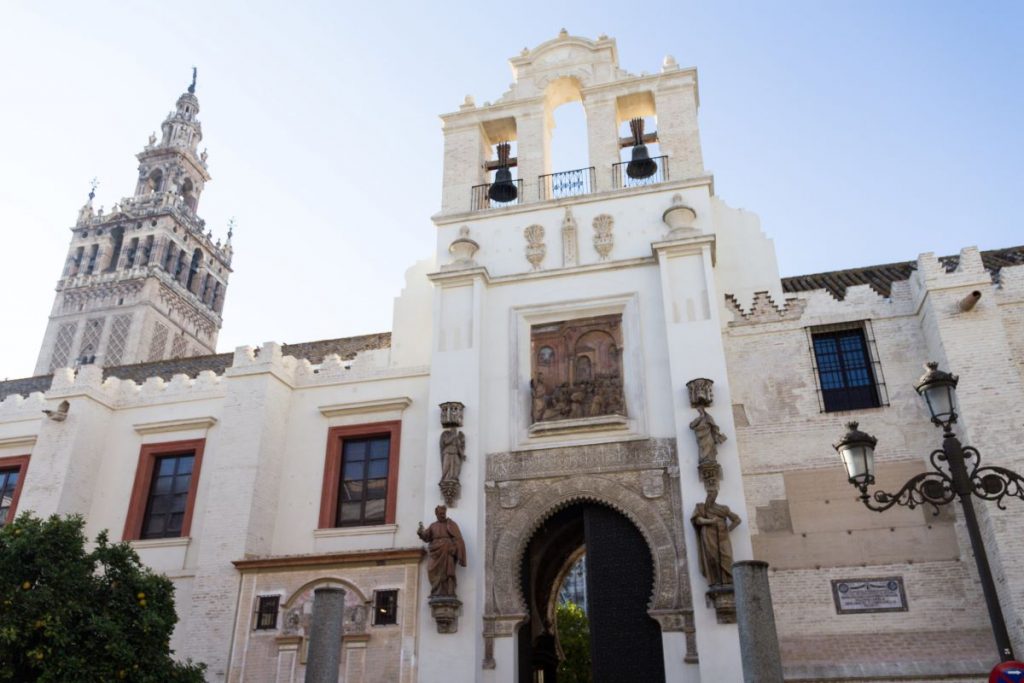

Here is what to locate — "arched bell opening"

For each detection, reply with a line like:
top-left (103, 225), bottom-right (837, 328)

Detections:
top-left (516, 500), bottom-right (665, 683)
top-left (615, 91), bottom-right (662, 185)
top-left (105, 226), bottom-right (125, 273)
top-left (148, 168), bottom-right (164, 194)
top-left (541, 77), bottom-right (592, 200)
top-left (186, 248), bottom-right (202, 292)
top-left (180, 177), bottom-right (197, 213)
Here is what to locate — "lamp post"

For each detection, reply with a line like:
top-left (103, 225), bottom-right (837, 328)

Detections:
top-left (834, 362), bottom-right (1024, 663)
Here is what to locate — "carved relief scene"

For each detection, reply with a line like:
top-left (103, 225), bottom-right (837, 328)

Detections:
top-left (529, 314), bottom-right (626, 424)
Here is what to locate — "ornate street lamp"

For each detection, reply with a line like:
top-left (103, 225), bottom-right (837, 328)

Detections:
top-left (914, 361), bottom-right (959, 428)
top-left (834, 362), bottom-right (1024, 663)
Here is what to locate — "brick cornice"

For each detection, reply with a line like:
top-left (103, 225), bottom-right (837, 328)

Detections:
top-left (233, 547), bottom-right (424, 572)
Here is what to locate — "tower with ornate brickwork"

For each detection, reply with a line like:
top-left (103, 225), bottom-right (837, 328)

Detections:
top-left (33, 71), bottom-right (232, 376)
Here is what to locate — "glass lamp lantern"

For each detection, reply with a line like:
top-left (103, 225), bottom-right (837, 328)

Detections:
top-left (914, 361), bottom-right (959, 427)
top-left (834, 421), bottom-right (878, 489)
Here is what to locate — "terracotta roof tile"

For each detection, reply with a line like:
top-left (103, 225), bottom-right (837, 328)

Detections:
top-left (781, 246), bottom-right (1024, 300)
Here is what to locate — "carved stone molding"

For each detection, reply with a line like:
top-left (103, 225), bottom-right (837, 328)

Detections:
top-left (561, 208), bottom-right (578, 267)
top-left (592, 214), bottom-right (614, 260)
top-left (706, 585), bottom-right (736, 624)
top-left (524, 224), bottom-right (546, 270)
top-left (157, 284), bottom-right (217, 338)
top-left (484, 439), bottom-right (695, 660)
top-left (429, 596), bottom-right (462, 634)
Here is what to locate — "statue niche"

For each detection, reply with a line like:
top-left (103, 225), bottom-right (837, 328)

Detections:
top-left (529, 314), bottom-right (625, 424)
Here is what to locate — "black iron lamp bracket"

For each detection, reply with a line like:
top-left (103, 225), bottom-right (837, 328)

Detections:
top-left (859, 437), bottom-right (1024, 514)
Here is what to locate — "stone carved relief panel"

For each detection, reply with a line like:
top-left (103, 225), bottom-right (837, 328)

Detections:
top-left (529, 314), bottom-right (625, 424)
top-left (483, 438), bottom-right (697, 665)
top-left (523, 224), bottom-right (546, 271)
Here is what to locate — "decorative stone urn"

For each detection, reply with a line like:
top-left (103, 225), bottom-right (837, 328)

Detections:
top-left (447, 226), bottom-right (479, 269)
top-left (663, 193), bottom-right (698, 238)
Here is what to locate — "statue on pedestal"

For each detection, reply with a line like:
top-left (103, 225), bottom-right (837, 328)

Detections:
top-left (691, 490), bottom-right (741, 587)
top-left (419, 505), bottom-right (467, 633)
top-left (438, 402), bottom-right (466, 506)
top-left (686, 378), bottom-right (727, 490)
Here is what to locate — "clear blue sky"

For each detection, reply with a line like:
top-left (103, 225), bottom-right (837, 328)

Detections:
top-left (1, 1), bottom-right (1021, 380)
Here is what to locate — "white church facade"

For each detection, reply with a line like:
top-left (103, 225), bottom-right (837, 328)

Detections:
top-left (1, 33), bottom-right (1022, 683)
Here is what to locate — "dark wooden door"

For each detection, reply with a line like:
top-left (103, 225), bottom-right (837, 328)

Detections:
top-left (584, 504), bottom-right (666, 683)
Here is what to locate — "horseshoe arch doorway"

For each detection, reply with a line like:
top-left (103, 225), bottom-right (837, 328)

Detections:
top-left (517, 501), bottom-right (666, 683)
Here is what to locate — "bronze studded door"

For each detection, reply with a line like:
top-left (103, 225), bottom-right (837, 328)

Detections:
top-left (584, 504), bottom-right (666, 683)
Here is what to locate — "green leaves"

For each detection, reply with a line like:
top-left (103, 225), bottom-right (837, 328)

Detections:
top-left (0, 513), bottom-right (205, 682)
top-left (556, 601), bottom-right (592, 683)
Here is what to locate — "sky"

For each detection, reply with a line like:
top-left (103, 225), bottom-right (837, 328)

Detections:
top-left (0, 1), bottom-right (1021, 380)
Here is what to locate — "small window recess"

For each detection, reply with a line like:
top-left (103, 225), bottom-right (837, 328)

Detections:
top-left (806, 320), bottom-right (890, 413)
top-left (254, 595), bottom-right (280, 630)
top-left (373, 589), bottom-right (399, 626)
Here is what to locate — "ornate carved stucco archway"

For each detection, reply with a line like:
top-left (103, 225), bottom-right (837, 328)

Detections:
top-left (483, 438), bottom-right (697, 668)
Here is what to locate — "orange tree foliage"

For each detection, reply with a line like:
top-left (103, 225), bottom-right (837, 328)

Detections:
top-left (0, 513), bottom-right (205, 682)
top-left (556, 601), bottom-right (592, 683)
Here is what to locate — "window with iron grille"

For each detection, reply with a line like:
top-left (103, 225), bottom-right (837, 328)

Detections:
top-left (809, 323), bottom-right (887, 412)
top-left (255, 595), bottom-right (280, 630)
top-left (140, 453), bottom-right (195, 539)
top-left (374, 590), bottom-right (399, 626)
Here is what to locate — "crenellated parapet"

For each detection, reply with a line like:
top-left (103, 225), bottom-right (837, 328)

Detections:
top-left (725, 291), bottom-right (806, 325)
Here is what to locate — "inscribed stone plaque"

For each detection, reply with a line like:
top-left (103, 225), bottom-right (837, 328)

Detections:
top-left (831, 577), bottom-right (908, 614)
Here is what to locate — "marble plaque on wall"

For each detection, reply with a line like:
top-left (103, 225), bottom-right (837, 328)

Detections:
top-left (831, 577), bottom-right (908, 614)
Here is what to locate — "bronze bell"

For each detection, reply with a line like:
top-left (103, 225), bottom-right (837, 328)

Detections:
top-left (488, 141), bottom-right (518, 203)
top-left (625, 117), bottom-right (657, 180)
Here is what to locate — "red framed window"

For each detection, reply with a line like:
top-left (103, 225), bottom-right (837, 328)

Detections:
top-left (0, 455), bottom-right (30, 526)
top-left (319, 422), bottom-right (401, 528)
top-left (123, 439), bottom-right (205, 541)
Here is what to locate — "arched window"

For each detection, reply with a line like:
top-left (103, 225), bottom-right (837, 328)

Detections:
top-left (186, 249), bottom-right (202, 292)
top-left (542, 77), bottom-right (592, 199)
top-left (174, 250), bottom-right (187, 282)
top-left (148, 169), bottom-right (163, 194)
top-left (180, 178), bottom-right (197, 212)
top-left (105, 226), bottom-right (125, 272)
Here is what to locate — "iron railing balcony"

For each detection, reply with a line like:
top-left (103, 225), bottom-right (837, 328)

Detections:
top-left (470, 179), bottom-right (524, 211)
top-left (612, 155), bottom-right (669, 189)
top-left (538, 166), bottom-right (596, 201)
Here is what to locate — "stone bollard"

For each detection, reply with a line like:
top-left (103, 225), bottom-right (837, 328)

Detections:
top-left (304, 587), bottom-right (346, 683)
top-left (733, 560), bottom-right (784, 683)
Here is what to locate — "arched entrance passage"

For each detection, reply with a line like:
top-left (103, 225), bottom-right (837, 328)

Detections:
top-left (517, 501), bottom-right (666, 683)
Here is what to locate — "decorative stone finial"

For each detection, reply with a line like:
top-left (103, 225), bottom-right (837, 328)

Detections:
top-left (662, 54), bottom-right (679, 71)
top-left (559, 28), bottom-right (568, 37)
top-left (462, 95), bottom-right (476, 109)
top-left (663, 193), bottom-right (698, 238)
top-left (446, 226), bottom-right (480, 270)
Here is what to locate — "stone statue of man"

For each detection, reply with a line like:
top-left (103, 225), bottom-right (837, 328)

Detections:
top-left (690, 406), bottom-right (727, 465)
top-left (417, 505), bottom-right (467, 598)
top-left (691, 490), bottom-right (741, 586)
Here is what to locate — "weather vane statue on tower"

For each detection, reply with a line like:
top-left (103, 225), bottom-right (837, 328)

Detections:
top-left (188, 67), bottom-right (197, 94)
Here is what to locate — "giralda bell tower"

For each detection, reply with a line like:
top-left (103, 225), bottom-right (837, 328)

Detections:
top-left (34, 70), bottom-right (233, 375)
